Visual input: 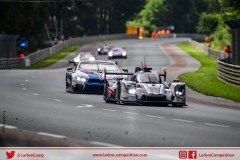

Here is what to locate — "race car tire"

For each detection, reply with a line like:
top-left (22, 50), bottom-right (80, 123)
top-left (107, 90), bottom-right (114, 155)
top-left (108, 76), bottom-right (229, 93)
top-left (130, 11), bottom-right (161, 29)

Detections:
top-left (68, 80), bottom-right (76, 93)
top-left (117, 83), bottom-right (124, 105)
top-left (161, 103), bottom-right (169, 107)
top-left (66, 82), bottom-right (70, 92)
top-left (104, 82), bottom-right (110, 103)
top-left (104, 94), bottom-right (110, 103)
top-left (172, 103), bottom-right (183, 107)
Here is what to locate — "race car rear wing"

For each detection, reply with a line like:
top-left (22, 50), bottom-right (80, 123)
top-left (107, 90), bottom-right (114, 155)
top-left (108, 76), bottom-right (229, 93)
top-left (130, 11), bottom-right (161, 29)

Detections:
top-left (103, 68), bottom-right (167, 82)
top-left (103, 68), bottom-right (134, 83)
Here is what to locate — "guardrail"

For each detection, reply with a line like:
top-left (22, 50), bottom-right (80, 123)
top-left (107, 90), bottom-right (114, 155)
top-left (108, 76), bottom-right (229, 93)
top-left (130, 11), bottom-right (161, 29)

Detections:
top-left (0, 34), bottom-right (137, 69)
top-left (0, 58), bottom-right (25, 69)
top-left (217, 59), bottom-right (240, 86)
top-left (189, 40), bottom-right (227, 59)
top-left (189, 40), bottom-right (240, 87)
top-left (158, 33), bottom-right (205, 41)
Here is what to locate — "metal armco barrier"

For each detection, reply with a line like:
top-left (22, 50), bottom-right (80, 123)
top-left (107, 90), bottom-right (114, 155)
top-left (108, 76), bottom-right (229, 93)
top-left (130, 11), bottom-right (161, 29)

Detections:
top-left (157, 33), bottom-right (205, 41)
top-left (217, 60), bottom-right (240, 87)
top-left (189, 40), bottom-right (240, 87)
top-left (0, 34), bottom-right (137, 69)
top-left (0, 58), bottom-right (25, 69)
top-left (189, 40), bottom-right (227, 59)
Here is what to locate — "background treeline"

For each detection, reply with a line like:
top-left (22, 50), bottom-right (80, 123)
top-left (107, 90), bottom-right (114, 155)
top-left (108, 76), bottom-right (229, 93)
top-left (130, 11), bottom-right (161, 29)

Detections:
top-left (0, 0), bottom-right (145, 51)
top-left (0, 0), bottom-right (239, 51)
top-left (127, 0), bottom-right (240, 49)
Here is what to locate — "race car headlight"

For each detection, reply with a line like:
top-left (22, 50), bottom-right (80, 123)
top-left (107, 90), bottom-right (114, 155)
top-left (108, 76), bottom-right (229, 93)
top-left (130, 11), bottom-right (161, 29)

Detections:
top-left (97, 48), bottom-right (101, 52)
top-left (122, 51), bottom-right (127, 56)
top-left (74, 55), bottom-right (80, 63)
top-left (76, 77), bottom-right (87, 82)
top-left (175, 91), bottom-right (183, 96)
top-left (128, 88), bottom-right (136, 94)
top-left (89, 56), bottom-right (96, 61)
top-left (108, 52), bottom-right (113, 57)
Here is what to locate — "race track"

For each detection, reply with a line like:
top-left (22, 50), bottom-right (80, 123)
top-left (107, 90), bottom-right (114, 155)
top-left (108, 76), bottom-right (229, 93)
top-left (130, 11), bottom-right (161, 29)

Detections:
top-left (1, 38), bottom-right (240, 147)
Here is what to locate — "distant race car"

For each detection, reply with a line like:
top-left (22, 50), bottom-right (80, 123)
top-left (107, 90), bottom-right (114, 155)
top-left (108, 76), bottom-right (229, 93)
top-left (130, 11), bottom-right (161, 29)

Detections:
top-left (103, 67), bottom-right (186, 107)
top-left (97, 44), bottom-right (112, 55)
top-left (66, 60), bottom-right (125, 94)
top-left (108, 47), bottom-right (127, 59)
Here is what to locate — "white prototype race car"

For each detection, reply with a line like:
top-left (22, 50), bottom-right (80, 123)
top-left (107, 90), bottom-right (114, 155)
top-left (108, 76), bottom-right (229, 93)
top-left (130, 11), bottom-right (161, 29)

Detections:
top-left (103, 67), bottom-right (186, 107)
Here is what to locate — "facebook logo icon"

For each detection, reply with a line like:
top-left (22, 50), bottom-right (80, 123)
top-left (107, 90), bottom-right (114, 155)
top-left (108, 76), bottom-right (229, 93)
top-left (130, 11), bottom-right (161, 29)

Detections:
top-left (188, 150), bottom-right (197, 159)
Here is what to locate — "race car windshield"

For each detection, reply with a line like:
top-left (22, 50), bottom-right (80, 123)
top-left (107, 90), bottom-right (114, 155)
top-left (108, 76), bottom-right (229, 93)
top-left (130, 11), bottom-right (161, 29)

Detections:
top-left (138, 73), bottom-right (159, 83)
top-left (98, 63), bottom-right (119, 71)
top-left (112, 48), bottom-right (122, 52)
top-left (79, 62), bottom-right (119, 72)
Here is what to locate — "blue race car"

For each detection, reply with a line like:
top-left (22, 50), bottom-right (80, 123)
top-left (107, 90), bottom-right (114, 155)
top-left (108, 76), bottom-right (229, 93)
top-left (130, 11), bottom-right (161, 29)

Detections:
top-left (66, 60), bottom-right (122, 94)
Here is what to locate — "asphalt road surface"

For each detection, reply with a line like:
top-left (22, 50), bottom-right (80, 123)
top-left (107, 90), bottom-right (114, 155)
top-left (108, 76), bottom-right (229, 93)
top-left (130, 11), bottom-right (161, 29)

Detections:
top-left (0, 38), bottom-right (240, 147)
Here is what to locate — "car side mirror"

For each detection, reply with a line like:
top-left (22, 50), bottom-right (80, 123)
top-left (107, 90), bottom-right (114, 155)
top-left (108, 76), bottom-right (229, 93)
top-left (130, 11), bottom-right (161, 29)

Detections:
top-left (122, 68), bottom-right (128, 72)
top-left (67, 67), bottom-right (73, 71)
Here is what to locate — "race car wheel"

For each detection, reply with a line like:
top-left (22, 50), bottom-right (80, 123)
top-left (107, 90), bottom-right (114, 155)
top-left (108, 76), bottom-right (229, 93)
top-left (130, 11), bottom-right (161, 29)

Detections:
top-left (66, 82), bottom-right (70, 92)
top-left (68, 80), bottom-right (76, 93)
top-left (104, 93), bottom-right (110, 103)
top-left (172, 103), bottom-right (183, 107)
top-left (104, 82), bottom-right (110, 103)
top-left (117, 83), bottom-right (123, 105)
top-left (160, 103), bottom-right (169, 107)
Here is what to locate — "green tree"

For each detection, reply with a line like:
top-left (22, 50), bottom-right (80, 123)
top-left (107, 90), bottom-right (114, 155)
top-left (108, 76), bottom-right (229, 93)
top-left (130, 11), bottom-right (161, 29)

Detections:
top-left (127, 0), bottom-right (210, 35)
top-left (196, 13), bottom-right (220, 34)
top-left (126, 0), bottom-right (166, 36)
top-left (219, 0), bottom-right (240, 20)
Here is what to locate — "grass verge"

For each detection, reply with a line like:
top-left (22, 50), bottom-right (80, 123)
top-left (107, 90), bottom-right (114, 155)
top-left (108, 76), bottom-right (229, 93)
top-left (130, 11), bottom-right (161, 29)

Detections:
top-left (25, 44), bottom-right (81, 69)
top-left (178, 43), bottom-right (240, 102)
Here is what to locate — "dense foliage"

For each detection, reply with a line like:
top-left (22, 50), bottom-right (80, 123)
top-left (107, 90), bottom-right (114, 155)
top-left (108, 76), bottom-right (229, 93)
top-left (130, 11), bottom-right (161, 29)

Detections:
top-left (127, 0), bottom-right (239, 49)
top-left (127, 0), bottom-right (212, 35)
top-left (0, 0), bottom-right (145, 51)
top-left (0, 0), bottom-right (239, 51)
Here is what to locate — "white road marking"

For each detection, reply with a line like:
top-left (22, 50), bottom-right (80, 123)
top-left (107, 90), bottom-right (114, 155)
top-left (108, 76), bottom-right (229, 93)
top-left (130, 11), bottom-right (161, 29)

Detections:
top-left (21, 84), bottom-right (24, 86)
top-left (103, 109), bottom-right (117, 112)
top-left (82, 104), bottom-right (93, 107)
top-left (145, 115), bottom-right (165, 119)
top-left (54, 99), bottom-right (62, 102)
top-left (0, 124), bottom-right (17, 129)
top-left (90, 141), bottom-right (123, 147)
top-left (123, 112), bottom-right (139, 115)
top-left (22, 88), bottom-right (26, 90)
top-left (205, 123), bottom-right (230, 128)
top-left (32, 93), bottom-right (39, 96)
top-left (25, 80), bottom-right (29, 82)
top-left (76, 104), bottom-right (93, 108)
top-left (172, 119), bottom-right (195, 123)
top-left (37, 132), bottom-right (66, 139)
